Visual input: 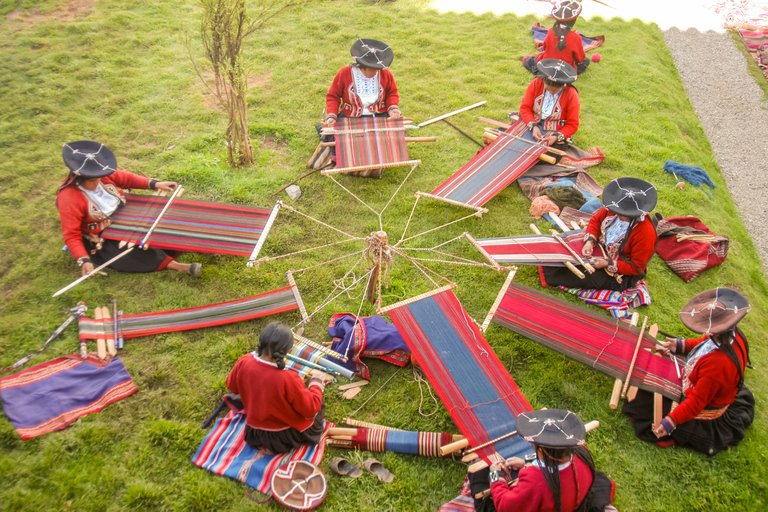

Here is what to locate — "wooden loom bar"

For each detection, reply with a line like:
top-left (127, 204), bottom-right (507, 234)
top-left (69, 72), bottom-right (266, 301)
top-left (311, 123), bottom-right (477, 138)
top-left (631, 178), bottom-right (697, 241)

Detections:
top-left (464, 232), bottom-right (502, 271)
top-left (52, 248), bottom-right (134, 297)
top-left (377, 283), bottom-right (457, 314)
top-left (481, 270), bottom-right (518, 333)
top-left (550, 229), bottom-right (595, 274)
top-left (286, 271), bottom-right (310, 324)
top-left (139, 186), bottom-right (184, 249)
top-left (102, 307), bottom-right (117, 357)
top-left (478, 116), bottom-right (512, 130)
top-left (621, 316), bottom-right (649, 399)
top-left (321, 160), bottom-right (421, 176)
top-left (94, 308), bottom-right (106, 360)
top-left (486, 129), bottom-right (568, 156)
top-left (293, 332), bottom-right (347, 363)
top-left (246, 201), bottom-right (282, 268)
top-left (418, 100), bottom-right (487, 127)
top-left (414, 191), bottom-right (489, 214)
top-left (343, 418), bottom-right (403, 431)
top-left (320, 136), bottom-right (436, 147)
top-left (610, 312), bottom-right (639, 408)
top-left (550, 213), bottom-right (571, 233)
top-left (483, 131), bottom-right (556, 164)
top-left (529, 224), bottom-right (584, 279)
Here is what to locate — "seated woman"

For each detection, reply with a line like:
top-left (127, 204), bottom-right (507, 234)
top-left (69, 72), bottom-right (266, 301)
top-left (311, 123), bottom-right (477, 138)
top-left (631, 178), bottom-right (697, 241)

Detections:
top-left (469, 409), bottom-right (615, 512)
top-left (226, 322), bottom-right (332, 453)
top-left (520, 59), bottom-right (579, 148)
top-left (57, 140), bottom-right (200, 277)
top-left (523, 1), bottom-right (590, 76)
top-left (623, 288), bottom-right (754, 456)
top-left (539, 177), bottom-right (658, 292)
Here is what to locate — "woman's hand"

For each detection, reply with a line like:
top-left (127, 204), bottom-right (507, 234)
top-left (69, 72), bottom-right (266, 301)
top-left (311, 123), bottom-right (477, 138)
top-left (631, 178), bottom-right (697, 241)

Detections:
top-left (309, 369), bottom-right (334, 384)
top-left (591, 257), bottom-right (610, 269)
top-left (155, 181), bottom-right (177, 192)
top-left (532, 126), bottom-right (543, 141)
top-left (582, 240), bottom-right (594, 257)
top-left (490, 462), bottom-right (505, 472)
top-left (653, 422), bottom-right (670, 438)
top-left (81, 262), bottom-right (94, 277)
top-left (657, 338), bottom-right (676, 356)
top-left (322, 117), bottom-right (336, 128)
top-left (389, 108), bottom-right (403, 120)
top-left (504, 457), bottom-right (526, 471)
top-left (542, 133), bottom-right (558, 146)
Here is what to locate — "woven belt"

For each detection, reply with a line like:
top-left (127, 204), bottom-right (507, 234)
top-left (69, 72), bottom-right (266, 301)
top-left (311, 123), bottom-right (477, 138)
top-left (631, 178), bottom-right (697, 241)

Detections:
top-left (693, 404), bottom-right (729, 420)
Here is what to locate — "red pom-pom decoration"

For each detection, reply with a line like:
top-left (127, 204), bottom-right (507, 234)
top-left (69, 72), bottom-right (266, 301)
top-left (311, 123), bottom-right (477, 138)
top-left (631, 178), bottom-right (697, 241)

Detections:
top-left (591, 53), bottom-right (601, 63)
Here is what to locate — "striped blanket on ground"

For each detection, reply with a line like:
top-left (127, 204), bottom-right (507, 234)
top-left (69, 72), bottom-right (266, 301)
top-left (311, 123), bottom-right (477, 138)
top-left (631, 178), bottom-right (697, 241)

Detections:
top-left (424, 119), bottom-right (548, 211)
top-left (383, 286), bottom-right (534, 464)
top-left (491, 282), bottom-right (682, 400)
top-left (476, 230), bottom-right (587, 267)
top-left (334, 116), bottom-right (411, 176)
top-left (0, 354), bottom-right (137, 440)
top-left (101, 194), bottom-right (276, 256)
top-left (560, 281), bottom-right (651, 319)
top-left (192, 410), bottom-right (331, 494)
top-left (531, 22), bottom-right (605, 53)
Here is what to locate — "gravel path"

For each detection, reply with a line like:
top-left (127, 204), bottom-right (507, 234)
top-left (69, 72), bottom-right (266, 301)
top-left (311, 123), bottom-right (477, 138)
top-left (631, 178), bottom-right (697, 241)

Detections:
top-left (662, 28), bottom-right (768, 273)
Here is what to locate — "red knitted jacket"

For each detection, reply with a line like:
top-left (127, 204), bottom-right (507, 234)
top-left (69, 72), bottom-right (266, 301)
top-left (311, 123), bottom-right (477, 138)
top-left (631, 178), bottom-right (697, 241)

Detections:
top-left (56, 169), bottom-right (151, 261)
top-left (325, 66), bottom-right (400, 118)
top-left (669, 332), bottom-right (748, 426)
top-left (585, 208), bottom-right (657, 276)
top-left (226, 354), bottom-right (324, 432)
top-left (519, 79), bottom-right (580, 139)
top-left (537, 29), bottom-right (587, 69)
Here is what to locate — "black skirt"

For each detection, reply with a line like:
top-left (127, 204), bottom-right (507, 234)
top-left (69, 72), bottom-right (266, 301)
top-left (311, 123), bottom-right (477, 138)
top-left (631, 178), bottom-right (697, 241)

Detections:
top-left (541, 265), bottom-right (640, 291)
top-left (85, 237), bottom-right (173, 273)
top-left (622, 388), bottom-right (754, 456)
top-left (244, 402), bottom-right (326, 454)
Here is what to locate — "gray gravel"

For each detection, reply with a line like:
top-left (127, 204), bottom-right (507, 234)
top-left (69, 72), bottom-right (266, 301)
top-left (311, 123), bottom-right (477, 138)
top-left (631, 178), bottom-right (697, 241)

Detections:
top-left (662, 28), bottom-right (768, 273)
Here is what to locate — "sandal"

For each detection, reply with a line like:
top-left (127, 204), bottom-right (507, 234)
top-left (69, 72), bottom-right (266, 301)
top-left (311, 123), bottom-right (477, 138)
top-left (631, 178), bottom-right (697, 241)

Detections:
top-left (363, 458), bottom-right (394, 483)
top-left (188, 263), bottom-right (202, 278)
top-left (329, 457), bottom-right (362, 478)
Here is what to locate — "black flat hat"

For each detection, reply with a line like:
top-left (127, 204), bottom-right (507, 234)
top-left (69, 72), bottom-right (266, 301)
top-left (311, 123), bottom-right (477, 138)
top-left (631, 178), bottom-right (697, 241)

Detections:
top-left (62, 141), bottom-right (117, 178)
top-left (536, 59), bottom-right (577, 85)
top-left (552, 0), bottom-right (582, 21)
top-left (602, 177), bottom-right (657, 217)
top-left (680, 288), bottom-right (750, 335)
top-left (516, 409), bottom-right (586, 448)
top-left (351, 38), bottom-right (394, 70)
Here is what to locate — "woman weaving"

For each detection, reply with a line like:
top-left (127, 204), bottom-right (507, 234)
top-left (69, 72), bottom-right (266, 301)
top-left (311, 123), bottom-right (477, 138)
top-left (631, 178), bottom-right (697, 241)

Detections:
top-left (523, 1), bottom-right (591, 76)
top-left (519, 59), bottom-right (579, 149)
top-left (226, 322), bottom-right (333, 453)
top-left (57, 141), bottom-right (201, 277)
top-left (469, 409), bottom-right (615, 512)
top-left (623, 288), bottom-right (754, 455)
top-left (539, 177), bottom-right (658, 291)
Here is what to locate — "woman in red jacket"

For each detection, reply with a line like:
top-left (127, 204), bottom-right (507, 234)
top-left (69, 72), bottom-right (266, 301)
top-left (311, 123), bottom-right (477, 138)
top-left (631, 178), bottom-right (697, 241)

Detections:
top-left (519, 59), bottom-right (580, 147)
top-left (539, 177), bottom-right (658, 291)
top-left (56, 140), bottom-right (200, 277)
top-left (623, 288), bottom-right (754, 456)
top-left (226, 322), bottom-right (332, 453)
top-left (322, 38), bottom-right (401, 128)
top-left (523, 1), bottom-right (590, 76)
top-left (470, 409), bottom-right (615, 512)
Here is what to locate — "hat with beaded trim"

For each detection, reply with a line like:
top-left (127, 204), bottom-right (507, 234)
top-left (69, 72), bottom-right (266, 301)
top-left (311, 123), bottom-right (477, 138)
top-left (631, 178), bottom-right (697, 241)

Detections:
top-left (351, 38), bottom-right (394, 70)
top-left (516, 409), bottom-right (586, 448)
top-left (552, 0), bottom-right (582, 22)
top-left (601, 177), bottom-right (657, 218)
top-left (62, 141), bottom-right (117, 178)
top-left (536, 58), bottom-right (578, 85)
top-left (680, 288), bottom-right (750, 335)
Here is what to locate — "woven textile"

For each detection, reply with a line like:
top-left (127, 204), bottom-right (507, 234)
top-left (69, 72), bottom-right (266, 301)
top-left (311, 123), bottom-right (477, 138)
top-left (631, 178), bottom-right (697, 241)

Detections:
top-left (284, 341), bottom-right (354, 380)
top-left (427, 119), bottom-right (547, 210)
top-left (385, 288), bottom-right (534, 463)
top-left (192, 410), bottom-right (330, 494)
top-left (492, 282), bottom-right (682, 399)
top-left (334, 117), bottom-right (410, 170)
top-left (439, 477), bottom-right (474, 512)
top-left (560, 281), bottom-right (652, 319)
top-left (655, 216), bottom-right (729, 282)
top-left (518, 170), bottom-right (603, 203)
top-left (476, 230), bottom-right (586, 266)
top-left (346, 428), bottom-right (453, 457)
top-left (532, 22), bottom-right (605, 52)
top-left (78, 287), bottom-right (298, 341)
top-left (0, 355), bottom-right (137, 440)
top-left (101, 194), bottom-right (275, 256)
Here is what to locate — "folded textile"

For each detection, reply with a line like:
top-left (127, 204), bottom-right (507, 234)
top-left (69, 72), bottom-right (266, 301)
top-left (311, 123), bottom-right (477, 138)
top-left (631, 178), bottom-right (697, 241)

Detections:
top-left (0, 354), bottom-right (137, 440)
top-left (192, 410), bottom-right (330, 494)
top-left (531, 22), bottom-right (605, 52)
top-left (541, 186), bottom-right (587, 210)
top-left (655, 216), bottom-right (729, 282)
top-left (328, 314), bottom-right (410, 380)
top-left (559, 281), bottom-right (651, 319)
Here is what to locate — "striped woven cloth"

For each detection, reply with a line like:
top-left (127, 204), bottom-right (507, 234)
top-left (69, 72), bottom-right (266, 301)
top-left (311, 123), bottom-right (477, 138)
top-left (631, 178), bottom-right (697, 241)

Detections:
top-left (192, 410), bottom-right (330, 494)
top-left (101, 194), bottom-right (275, 256)
top-left (334, 116), bottom-right (410, 170)
top-left (344, 427), bottom-right (454, 458)
top-left (427, 119), bottom-right (547, 210)
top-left (385, 287), bottom-right (534, 464)
top-left (561, 281), bottom-right (652, 319)
top-left (492, 282), bottom-right (682, 399)
top-left (78, 287), bottom-right (298, 342)
top-left (476, 230), bottom-right (587, 266)
top-left (439, 477), bottom-right (474, 512)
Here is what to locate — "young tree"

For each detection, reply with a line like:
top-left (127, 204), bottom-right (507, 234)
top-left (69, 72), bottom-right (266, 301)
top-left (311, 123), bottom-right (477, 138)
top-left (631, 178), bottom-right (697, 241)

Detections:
top-left (191, 0), bottom-right (309, 167)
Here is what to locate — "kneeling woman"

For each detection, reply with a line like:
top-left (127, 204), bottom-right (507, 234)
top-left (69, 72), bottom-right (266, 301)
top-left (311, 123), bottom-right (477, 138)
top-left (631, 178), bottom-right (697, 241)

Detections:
top-left (57, 141), bottom-right (200, 277)
top-left (226, 322), bottom-right (332, 453)
top-left (471, 409), bottom-right (614, 512)
top-left (523, 1), bottom-right (590, 76)
top-left (623, 288), bottom-right (754, 456)
top-left (539, 177), bottom-right (657, 291)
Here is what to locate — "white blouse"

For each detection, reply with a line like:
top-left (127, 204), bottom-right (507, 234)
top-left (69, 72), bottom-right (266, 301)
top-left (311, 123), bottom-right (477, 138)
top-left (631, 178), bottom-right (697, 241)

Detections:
top-left (79, 183), bottom-right (120, 216)
top-left (351, 66), bottom-right (380, 115)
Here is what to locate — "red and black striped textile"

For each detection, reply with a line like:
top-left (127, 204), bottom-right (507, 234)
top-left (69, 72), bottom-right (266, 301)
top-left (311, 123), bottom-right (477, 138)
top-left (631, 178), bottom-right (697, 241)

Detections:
top-left (426, 119), bottom-right (547, 211)
top-left (384, 287), bottom-right (534, 464)
top-left (101, 194), bottom-right (275, 256)
top-left (476, 230), bottom-right (586, 267)
top-left (78, 286), bottom-right (298, 342)
top-left (492, 282), bottom-right (682, 399)
top-left (334, 117), bottom-right (410, 171)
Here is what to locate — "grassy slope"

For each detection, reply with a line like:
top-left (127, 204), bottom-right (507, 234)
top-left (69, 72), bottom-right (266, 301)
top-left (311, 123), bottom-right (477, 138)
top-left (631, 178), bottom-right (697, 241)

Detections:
top-left (0, 1), bottom-right (766, 510)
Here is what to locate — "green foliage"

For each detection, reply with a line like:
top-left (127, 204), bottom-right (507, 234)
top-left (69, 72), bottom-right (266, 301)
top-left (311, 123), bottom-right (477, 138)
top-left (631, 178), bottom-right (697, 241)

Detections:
top-left (1, 1), bottom-right (768, 511)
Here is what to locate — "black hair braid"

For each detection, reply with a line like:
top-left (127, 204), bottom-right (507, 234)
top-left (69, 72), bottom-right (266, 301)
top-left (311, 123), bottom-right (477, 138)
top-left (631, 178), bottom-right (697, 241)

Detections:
top-left (554, 22), bottom-right (572, 51)
top-left (257, 322), bottom-right (294, 371)
top-left (539, 446), bottom-right (571, 512)
top-left (272, 348), bottom-right (288, 370)
top-left (715, 330), bottom-right (746, 389)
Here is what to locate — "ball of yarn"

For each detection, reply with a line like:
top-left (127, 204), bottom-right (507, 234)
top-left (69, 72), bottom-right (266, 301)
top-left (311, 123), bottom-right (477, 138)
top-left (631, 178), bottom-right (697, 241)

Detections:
top-left (591, 53), bottom-right (601, 63)
top-left (530, 195), bottom-right (561, 219)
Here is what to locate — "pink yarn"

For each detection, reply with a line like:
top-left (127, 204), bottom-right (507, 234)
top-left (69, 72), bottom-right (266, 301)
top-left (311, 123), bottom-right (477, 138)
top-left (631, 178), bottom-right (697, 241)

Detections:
top-left (530, 195), bottom-right (561, 219)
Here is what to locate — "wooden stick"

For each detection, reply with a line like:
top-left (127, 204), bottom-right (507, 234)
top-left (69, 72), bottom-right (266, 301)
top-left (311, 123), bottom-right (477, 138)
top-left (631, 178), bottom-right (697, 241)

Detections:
top-left (286, 270), bottom-right (310, 324)
top-left (653, 393), bottom-right (664, 429)
top-left (486, 129), bottom-right (567, 156)
top-left (414, 191), bottom-right (489, 214)
top-left (482, 131), bottom-right (498, 141)
top-left (629, 324), bottom-right (659, 400)
top-left (102, 307), bottom-right (117, 356)
top-left (480, 269), bottom-right (517, 332)
top-left (478, 116), bottom-right (512, 130)
top-left (405, 136), bottom-right (437, 142)
top-left (530, 224), bottom-right (542, 235)
top-left (550, 229), bottom-right (595, 274)
top-left (570, 221), bottom-right (581, 231)
top-left (621, 316), bottom-right (649, 399)
top-left (549, 213), bottom-right (570, 233)
top-left (611, 313), bottom-right (639, 408)
top-left (440, 438), bottom-right (470, 456)
top-left (247, 202), bottom-right (282, 268)
top-left (293, 332), bottom-right (347, 363)
top-left (321, 160), bottom-right (421, 176)
top-left (273, 168), bottom-right (324, 196)
top-left (94, 308), bottom-right (106, 360)
top-left (462, 452), bottom-right (479, 463)
top-left (465, 232), bottom-right (502, 270)
top-left (338, 380), bottom-right (368, 391)
top-left (418, 100), bottom-right (487, 127)
top-left (52, 247), bottom-right (135, 298)
top-left (343, 418), bottom-right (404, 431)
top-left (139, 186), bottom-right (183, 249)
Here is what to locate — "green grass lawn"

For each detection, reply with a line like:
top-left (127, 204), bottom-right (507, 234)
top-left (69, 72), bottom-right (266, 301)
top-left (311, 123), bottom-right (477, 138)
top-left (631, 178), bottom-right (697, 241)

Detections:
top-left (1, 1), bottom-right (767, 510)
